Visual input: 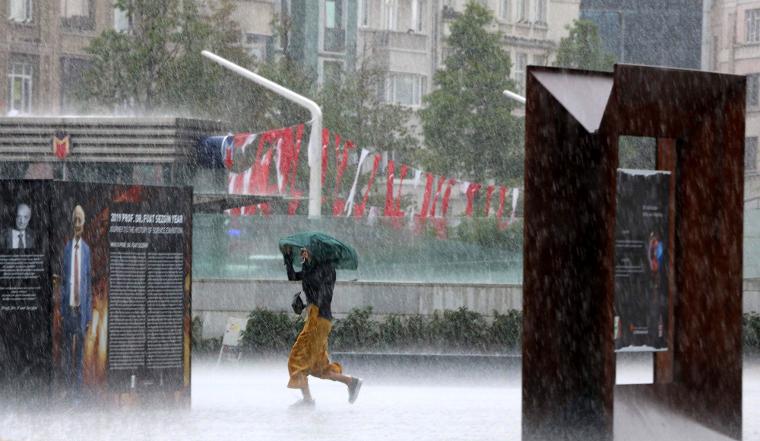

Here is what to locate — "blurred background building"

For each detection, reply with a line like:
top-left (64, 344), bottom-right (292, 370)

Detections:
top-left (702, 0), bottom-right (760, 197)
top-left (580, 0), bottom-right (703, 69)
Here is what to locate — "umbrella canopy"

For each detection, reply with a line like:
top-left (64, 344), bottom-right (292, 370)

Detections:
top-left (278, 232), bottom-right (358, 270)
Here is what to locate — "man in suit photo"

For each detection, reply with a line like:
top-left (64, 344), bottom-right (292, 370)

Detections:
top-left (59, 205), bottom-right (92, 389)
top-left (5, 203), bottom-right (34, 249)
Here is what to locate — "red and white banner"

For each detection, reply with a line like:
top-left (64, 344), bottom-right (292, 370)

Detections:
top-left (221, 125), bottom-right (521, 229)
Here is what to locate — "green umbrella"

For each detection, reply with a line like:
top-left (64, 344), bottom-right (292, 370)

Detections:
top-left (278, 232), bottom-right (359, 270)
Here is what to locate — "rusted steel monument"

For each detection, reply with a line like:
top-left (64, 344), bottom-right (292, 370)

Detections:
top-left (522, 64), bottom-right (745, 440)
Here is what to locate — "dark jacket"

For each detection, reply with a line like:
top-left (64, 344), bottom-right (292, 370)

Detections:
top-left (285, 254), bottom-right (336, 320)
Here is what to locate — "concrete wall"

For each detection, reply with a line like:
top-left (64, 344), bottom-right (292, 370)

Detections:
top-left (194, 277), bottom-right (760, 339)
top-left (193, 278), bottom-right (523, 338)
top-left (746, 278), bottom-right (760, 313)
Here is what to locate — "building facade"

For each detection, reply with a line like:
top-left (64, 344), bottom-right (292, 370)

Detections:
top-left (703, 0), bottom-right (760, 195)
top-left (444, 0), bottom-right (580, 94)
top-left (0, 0), bottom-right (578, 115)
top-left (228, 0), bottom-right (580, 105)
top-left (0, 0), bottom-right (119, 116)
top-left (580, 0), bottom-right (703, 69)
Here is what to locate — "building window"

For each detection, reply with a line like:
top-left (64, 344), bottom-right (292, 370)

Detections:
top-left (358, 0), bottom-right (369, 27)
top-left (747, 9), bottom-right (760, 43)
top-left (499, 0), bottom-right (509, 21)
top-left (113, 3), bottom-right (130, 33)
top-left (748, 74), bottom-right (760, 108)
top-left (535, 0), bottom-right (546, 24)
top-left (747, 137), bottom-right (758, 172)
top-left (514, 52), bottom-right (527, 91)
top-left (385, 73), bottom-right (427, 107)
top-left (7, 61), bottom-right (33, 115)
top-left (514, 52), bottom-right (527, 92)
top-left (518, 0), bottom-right (529, 21)
top-left (533, 54), bottom-right (547, 66)
top-left (320, 59), bottom-right (343, 85)
top-left (382, 0), bottom-right (397, 31)
top-left (411, 0), bottom-right (424, 33)
top-left (9, 0), bottom-right (32, 22)
top-left (61, 0), bottom-right (93, 30)
top-left (323, 0), bottom-right (346, 52)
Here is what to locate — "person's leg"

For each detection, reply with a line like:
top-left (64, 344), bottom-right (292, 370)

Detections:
top-left (314, 319), bottom-right (362, 403)
top-left (73, 333), bottom-right (83, 389)
top-left (322, 370), bottom-right (353, 386)
top-left (299, 380), bottom-right (313, 401)
top-left (288, 307), bottom-right (319, 407)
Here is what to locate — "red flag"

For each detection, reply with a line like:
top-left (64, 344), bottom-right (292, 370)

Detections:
top-left (417, 173), bottom-right (435, 219)
top-left (384, 160), bottom-right (408, 217)
top-left (465, 183), bottom-right (482, 217)
top-left (332, 139), bottom-right (354, 216)
top-left (484, 185), bottom-right (495, 216)
top-left (429, 176), bottom-right (447, 218)
top-left (440, 179), bottom-right (457, 216)
top-left (496, 186), bottom-right (509, 229)
top-left (353, 154), bottom-right (381, 217)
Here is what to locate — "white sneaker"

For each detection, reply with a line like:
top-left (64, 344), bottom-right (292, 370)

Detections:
top-left (289, 398), bottom-right (315, 410)
top-left (348, 377), bottom-right (363, 404)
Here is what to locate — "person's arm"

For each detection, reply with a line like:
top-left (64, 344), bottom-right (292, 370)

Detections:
top-left (315, 264), bottom-right (335, 312)
top-left (284, 248), bottom-right (302, 281)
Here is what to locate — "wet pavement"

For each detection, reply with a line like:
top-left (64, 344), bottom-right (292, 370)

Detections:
top-left (0, 357), bottom-right (757, 441)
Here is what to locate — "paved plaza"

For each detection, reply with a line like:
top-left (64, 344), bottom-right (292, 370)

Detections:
top-left (0, 358), bottom-right (757, 441)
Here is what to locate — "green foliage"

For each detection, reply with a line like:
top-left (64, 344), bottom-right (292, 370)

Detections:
top-left (191, 316), bottom-right (221, 354)
top-left (331, 307), bottom-right (380, 349)
top-left (200, 310), bottom-right (760, 357)
top-left (491, 310), bottom-right (522, 350)
top-left (419, 1), bottom-right (524, 183)
top-left (78, 0), bottom-right (257, 123)
top-left (745, 312), bottom-right (760, 352)
top-left (241, 308), bottom-right (303, 353)
top-left (229, 306), bottom-right (525, 356)
top-left (377, 314), bottom-right (406, 349)
top-left (319, 59), bottom-right (419, 161)
top-left (553, 19), bottom-right (616, 72)
top-left (331, 307), bottom-right (522, 352)
top-left (618, 136), bottom-right (657, 170)
top-left (433, 307), bottom-right (490, 351)
top-left (455, 217), bottom-right (523, 252)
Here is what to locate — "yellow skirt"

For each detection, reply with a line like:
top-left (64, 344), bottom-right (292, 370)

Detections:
top-left (287, 305), bottom-right (342, 388)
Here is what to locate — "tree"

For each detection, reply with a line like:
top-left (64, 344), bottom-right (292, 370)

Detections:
top-left (77, 0), bottom-right (258, 125)
top-left (554, 19), bottom-right (616, 72)
top-left (554, 21), bottom-right (659, 168)
top-left (319, 57), bottom-right (418, 159)
top-left (419, 2), bottom-right (523, 183)
top-left (77, 1), bottom-right (415, 155)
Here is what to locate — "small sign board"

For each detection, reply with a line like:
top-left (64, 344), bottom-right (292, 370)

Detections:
top-left (217, 317), bottom-right (248, 364)
top-left (221, 317), bottom-right (247, 347)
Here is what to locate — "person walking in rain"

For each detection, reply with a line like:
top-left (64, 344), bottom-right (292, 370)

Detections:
top-left (283, 245), bottom-right (362, 408)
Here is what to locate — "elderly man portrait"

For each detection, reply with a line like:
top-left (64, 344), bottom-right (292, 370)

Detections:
top-left (5, 203), bottom-right (34, 249)
top-left (59, 205), bottom-right (92, 389)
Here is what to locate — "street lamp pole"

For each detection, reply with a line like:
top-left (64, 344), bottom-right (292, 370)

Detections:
top-left (201, 50), bottom-right (323, 218)
top-left (503, 89), bottom-right (526, 105)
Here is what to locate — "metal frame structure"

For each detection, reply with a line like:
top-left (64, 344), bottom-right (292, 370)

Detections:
top-left (522, 64), bottom-right (745, 440)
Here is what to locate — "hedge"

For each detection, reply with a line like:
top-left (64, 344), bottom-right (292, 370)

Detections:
top-left (194, 310), bottom-right (760, 356)
top-left (238, 306), bottom-right (521, 355)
